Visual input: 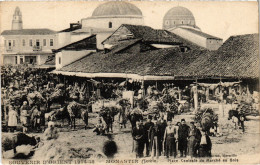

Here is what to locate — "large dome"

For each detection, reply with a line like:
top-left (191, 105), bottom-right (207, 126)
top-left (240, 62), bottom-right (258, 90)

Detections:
top-left (163, 6), bottom-right (198, 30)
top-left (92, 1), bottom-right (142, 17)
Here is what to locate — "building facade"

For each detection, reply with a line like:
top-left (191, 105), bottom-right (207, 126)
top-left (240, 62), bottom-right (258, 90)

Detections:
top-left (1, 7), bottom-right (58, 66)
top-left (58, 1), bottom-right (144, 50)
top-left (163, 6), bottom-right (223, 50)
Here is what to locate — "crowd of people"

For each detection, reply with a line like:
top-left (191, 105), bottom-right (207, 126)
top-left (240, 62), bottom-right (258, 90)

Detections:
top-left (2, 64), bottom-right (257, 160)
top-left (131, 115), bottom-right (212, 159)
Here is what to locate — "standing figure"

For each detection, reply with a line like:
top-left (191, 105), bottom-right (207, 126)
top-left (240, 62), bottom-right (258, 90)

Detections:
top-left (198, 131), bottom-right (212, 157)
top-left (187, 122), bottom-right (201, 157)
top-left (178, 119), bottom-right (190, 157)
top-left (149, 116), bottom-right (161, 159)
top-left (20, 101), bottom-right (31, 133)
top-left (157, 115), bottom-right (167, 156)
top-left (7, 105), bottom-right (18, 132)
top-left (132, 120), bottom-right (145, 158)
top-left (143, 115), bottom-right (154, 157)
top-left (164, 120), bottom-right (178, 158)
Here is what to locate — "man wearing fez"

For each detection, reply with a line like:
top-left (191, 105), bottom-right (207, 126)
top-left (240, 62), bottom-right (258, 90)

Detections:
top-left (132, 120), bottom-right (145, 158)
top-left (178, 119), bottom-right (190, 157)
top-left (144, 115), bottom-right (154, 157)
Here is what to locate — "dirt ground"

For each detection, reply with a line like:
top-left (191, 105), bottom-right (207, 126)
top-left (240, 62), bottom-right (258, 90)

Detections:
top-left (2, 107), bottom-right (260, 163)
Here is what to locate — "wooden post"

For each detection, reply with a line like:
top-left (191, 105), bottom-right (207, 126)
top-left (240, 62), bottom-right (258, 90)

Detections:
top-left (178, 87), bottom-right (182, 101)
top-left (194, 78), bottom-right (198, 112)
top-left (206, 87), bottom-right (209, 102)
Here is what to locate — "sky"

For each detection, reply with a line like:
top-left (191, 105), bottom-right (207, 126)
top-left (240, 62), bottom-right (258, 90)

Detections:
top-left (0, 1), bottom-right (259, 41)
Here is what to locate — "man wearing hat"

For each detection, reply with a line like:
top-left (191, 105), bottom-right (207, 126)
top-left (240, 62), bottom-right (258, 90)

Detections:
top-left (132, 120), bottom-right (145, 158)
top-left (157, 115), bottom-right (167, 156)
top-left (143, 115), bottom-right (154, 157)
top-left (178, 119), bottom-right (190, 157)
top-left (149, 116), bottom-right (161, 159)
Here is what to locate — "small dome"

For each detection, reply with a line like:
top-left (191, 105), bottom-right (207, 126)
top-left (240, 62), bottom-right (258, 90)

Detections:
top-left (92, 1), bottom-right (142, 17)
top-left (163, 6), bottom-right (197, 30)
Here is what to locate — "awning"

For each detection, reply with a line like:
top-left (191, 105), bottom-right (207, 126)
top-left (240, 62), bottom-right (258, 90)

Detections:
top-left (50, 70), bottom-right (175, 81)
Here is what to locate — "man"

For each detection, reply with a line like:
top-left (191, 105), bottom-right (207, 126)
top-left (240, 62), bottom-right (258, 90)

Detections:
top-left (149, 116), bottom-right (160, 159)
top-left (187, 122), bottom-right (201, 157)
top-left (20, 101), bottom-right (31, 133)
top-left (157, 115), bottom-right (167, 156)
top-left (163, 120), bottom-right (178, 158)
top-left (132, 120), bottom-right (145, 158)
top-left (178, 119), bottom-right (190, 157)
top-left (143, 115), bottom-right (154, 157)
top-left (44, 119), bottom-right (59, 140)
top-left (93, 118), bottom-right (106, 135)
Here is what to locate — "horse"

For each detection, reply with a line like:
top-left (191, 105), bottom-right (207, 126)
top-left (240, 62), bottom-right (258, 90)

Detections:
top-left (67, 101), bottom-right (89, 130)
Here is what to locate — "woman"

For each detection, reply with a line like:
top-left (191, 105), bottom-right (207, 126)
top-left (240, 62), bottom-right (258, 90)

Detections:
top-left (7, 105), bottom-right (18, 132)
top-left (198, 131), bottom-right (212, 157)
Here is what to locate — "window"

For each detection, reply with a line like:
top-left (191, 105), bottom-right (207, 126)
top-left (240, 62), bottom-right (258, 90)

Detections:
top-left (43, 39), bottom-right (46, 46)
top-left (13, 40), bottom-right (15, 47)
top-left (30, 39), bottom-right (33, 46)
top-left (109, 22), bottom-right (112, 28)
top-left (20, 57), bottom-right (23, 64)
top-left (173, 21), bottom-right (175, 25)
top-left (165, 21), bottom-right (169, 25)
top-left (59, 57), bottom-right (61, 64)
top-left (50, 39), bottom-right (53, 46)
top-left (8, 40), bottom-right (12, 47)
top-left (36, 39), bottom-right (40, 46)
top-left (181, 21), bottom-right (183, 24)
top-left (23, 39), bottom-right (25, 46)
top-left (15, 56), bottom-right (18, 64)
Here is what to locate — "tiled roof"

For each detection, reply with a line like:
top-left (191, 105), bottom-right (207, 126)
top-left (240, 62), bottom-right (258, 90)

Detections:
top-left (54, 35), bottom-right (96, 52)
top-left (177, 33), bottom-right (259, 79)
top-left (1, 29), bottom-right (56, 35)
top-left (58, 46), bottom-right (207, 77)
top-left (180, 27), bottom-right (222, 40)
top-left (58, 33), bottom-right (258, 79)
top-left (122, 24), bottom-right (182, 44)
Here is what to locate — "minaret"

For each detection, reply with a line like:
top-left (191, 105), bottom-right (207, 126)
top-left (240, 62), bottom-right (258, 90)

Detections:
top-left (12, 7), bottom-right (23, 30)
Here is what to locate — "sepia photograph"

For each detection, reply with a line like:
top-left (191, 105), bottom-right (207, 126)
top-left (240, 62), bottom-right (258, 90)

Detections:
top-left (0, 1), bottom-right (259, 164)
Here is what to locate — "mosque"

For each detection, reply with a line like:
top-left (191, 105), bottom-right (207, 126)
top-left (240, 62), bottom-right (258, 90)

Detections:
top-left (59, 1), bottom-right (222, 50)
top-left (1, 2), bottom-right (223, 66)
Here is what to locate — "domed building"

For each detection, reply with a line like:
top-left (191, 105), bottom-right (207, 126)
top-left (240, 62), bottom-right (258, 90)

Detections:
top-left (163, 6), bottom-right (223, 50)
top-left (61, 1), bottom-right (144, 49)
top-left (82, 1), bottom-right (144, 30)
top-left (163, 6), bottom-right (199, 30)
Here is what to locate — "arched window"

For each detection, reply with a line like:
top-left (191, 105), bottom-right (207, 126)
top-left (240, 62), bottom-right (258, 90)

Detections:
top-left (109, 22), bottom-right (112, 28)
top-left (59, 57), bottom-right (61, 64)
top-left (165, 20), bottom-right (169, 25)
